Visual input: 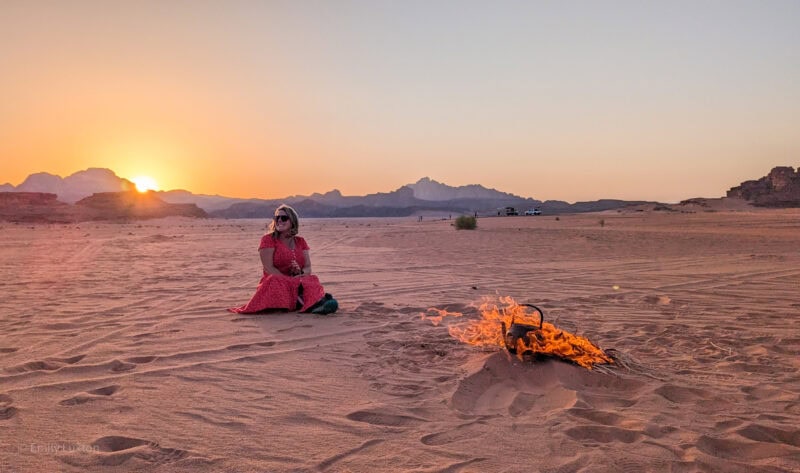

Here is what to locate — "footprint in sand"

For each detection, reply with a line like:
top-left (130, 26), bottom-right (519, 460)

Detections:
top-left (0, 394), bottom-right (18, 420)
top-left (89, 436), bottom-right (188, 466)
top-left (346, 409), bottom-right (428, 427)
top-left (6, 354), bottom-right (86, 373)
top-left (737, 423), bottom-right (800, 448)
top-left (654, 384), bottom-right (710, 404)
top-left (60, 385), bottom-right (121, 406)
top-left (567, 406), bottom-right (651, 435)
top-left (109, 360), bottom-right (137, 372)
top-left (315, 439), bottom-right (385, 471)
top-left (89, 385), bottom-right (120, 396)
top-left (420, 421), bottom-right (486, 446)
top-left (225, 341), bottom-right (276, 350)
top-left (62, 354), bottom-right (87, 362)
top-left (696, 434), bottom-right (797, 462)
top-left (9, 360), bottom-right (62, 373)
top-left (124, 356), bottom-right (158, 364)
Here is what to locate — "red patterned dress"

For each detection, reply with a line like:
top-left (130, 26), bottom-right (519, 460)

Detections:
top-left (229, 234), bottom-right (325, 313)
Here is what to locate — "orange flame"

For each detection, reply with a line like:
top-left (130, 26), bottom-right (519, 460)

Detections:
top-left (424, 296), bottom-right (613, 369)
top-left (421, 307), bottom-right (463, 326)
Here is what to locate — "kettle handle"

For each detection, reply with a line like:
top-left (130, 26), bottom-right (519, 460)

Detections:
top-left (500, 321), bottom-right (510, 351)
top-left (520, 304), bottom-right (545, 329)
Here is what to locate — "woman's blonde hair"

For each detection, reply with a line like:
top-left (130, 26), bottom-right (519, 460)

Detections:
top-left (267, 204), bottom-right (300, 238)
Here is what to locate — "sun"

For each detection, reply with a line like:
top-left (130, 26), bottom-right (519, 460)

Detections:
top-left (131, 176), bottom-right (159, 193)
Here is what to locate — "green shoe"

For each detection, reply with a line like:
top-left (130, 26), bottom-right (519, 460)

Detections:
top-left (310, 294), bottom-right (338, 315)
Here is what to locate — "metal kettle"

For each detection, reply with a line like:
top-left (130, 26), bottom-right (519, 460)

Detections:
top-left (501, 304), bottom-right (545, 355)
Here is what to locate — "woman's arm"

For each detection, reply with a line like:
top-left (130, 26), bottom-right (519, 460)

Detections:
top-left (259, 248), bottom-right (283, 275)
top-left (301, 250), bottom-right (312, 275)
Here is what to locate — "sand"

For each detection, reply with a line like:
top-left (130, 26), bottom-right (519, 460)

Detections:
top-left (1, 209), bottom-right (799, 472)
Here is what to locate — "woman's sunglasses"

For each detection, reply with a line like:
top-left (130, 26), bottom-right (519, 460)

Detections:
top-left (274, 215), bottom-right (290, 222)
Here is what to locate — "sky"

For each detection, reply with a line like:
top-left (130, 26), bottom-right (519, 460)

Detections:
top-left (1, 1), bottom-right (798, 203)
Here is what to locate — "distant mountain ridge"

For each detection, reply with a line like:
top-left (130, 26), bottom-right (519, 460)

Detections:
top-left (406, 177), bottom-right (522, 201)
top-left (2, 168), bottom-right (136, 203)
top-left (3, 167), bottom-right (657, 217)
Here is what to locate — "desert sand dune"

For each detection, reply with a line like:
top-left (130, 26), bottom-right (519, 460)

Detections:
top-left (1, 210), bottom-right (799, 472)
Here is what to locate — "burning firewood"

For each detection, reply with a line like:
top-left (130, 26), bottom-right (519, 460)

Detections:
top-left (423, 296), bottom-right (613, 369)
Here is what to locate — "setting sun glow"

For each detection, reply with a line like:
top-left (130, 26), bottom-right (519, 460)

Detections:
top-left (131, 176), bottom-right (159, 193)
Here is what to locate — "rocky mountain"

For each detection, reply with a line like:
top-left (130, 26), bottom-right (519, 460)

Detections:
top-left (7, 168), bottom-right (136, 203)
top-left (307, 189), bottom-right (349, 206)
top-left (13, 172), bottom-right (64, 195)
top-left (406, 177), bottom-right (521, 201)
top-left (727, 166), bottom-right (800, 207)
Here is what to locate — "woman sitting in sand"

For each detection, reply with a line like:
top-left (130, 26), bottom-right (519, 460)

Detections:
top-left (229, 204), bottom-right (337, 314)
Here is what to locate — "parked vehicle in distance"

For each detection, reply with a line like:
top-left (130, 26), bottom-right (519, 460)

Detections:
top-left (524, 208), bottom-right (542, 216)
top-left (504, 206), bottom-right (519, 216)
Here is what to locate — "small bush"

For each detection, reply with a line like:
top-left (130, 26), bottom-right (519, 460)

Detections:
top-left (454, 215), bottom-right (477, 230)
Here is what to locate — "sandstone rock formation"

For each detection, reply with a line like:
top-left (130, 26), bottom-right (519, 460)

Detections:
top-left (0, 191), bottom-right (207, 223)
top-left (75, 191), bottom-right (207, 220)
top-left (0, 192), bottom-right (76, 223)
top-left (727, 166), bottom-right (800, 207)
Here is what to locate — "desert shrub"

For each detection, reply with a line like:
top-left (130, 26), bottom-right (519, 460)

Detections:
top-left (599, 219), bottom-right (605, 227)
top-left (454, 215), bottom-right (477, 230)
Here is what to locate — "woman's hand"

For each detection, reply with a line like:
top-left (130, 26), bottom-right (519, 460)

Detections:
top-left (290, 260), bottom-right (303, 276)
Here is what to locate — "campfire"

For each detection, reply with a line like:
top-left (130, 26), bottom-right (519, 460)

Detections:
top-left (423, 296), bottom-right (613, 369)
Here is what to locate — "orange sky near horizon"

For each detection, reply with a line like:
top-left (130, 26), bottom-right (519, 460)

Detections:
top-left (1, 1), bottom-right (798, 203)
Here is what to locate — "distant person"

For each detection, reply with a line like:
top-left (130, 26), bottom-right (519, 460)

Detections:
top-left (229, 204), bottom-right (337, 315)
